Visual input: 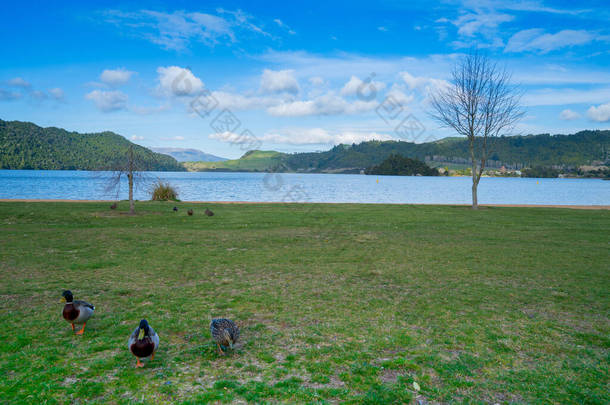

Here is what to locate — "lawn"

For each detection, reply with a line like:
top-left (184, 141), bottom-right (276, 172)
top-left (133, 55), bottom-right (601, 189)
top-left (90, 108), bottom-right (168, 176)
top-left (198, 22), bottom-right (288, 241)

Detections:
top-left (0, 202), bottom-right (608, 404)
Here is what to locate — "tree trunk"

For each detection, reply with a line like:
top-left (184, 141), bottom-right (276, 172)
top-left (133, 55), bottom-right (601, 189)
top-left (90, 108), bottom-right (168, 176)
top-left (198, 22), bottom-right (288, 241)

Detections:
top-left (469, 139), bottom-right (479, 210)
top-left (128, 146), bottom-right (135, 215)
top-left (128, 173), bottom-right (134, 214)
top-left (471, 179), bottom-right (478, 210)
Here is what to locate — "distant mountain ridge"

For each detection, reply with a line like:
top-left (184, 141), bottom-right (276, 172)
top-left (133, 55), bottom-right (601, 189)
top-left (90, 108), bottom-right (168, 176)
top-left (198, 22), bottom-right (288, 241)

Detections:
top-left (283, 130), bottom-right (610, 172)
top-left (1, 119), bottom-right (608, 174)
top-left (0, 120), bottom-right (185, 171)
top-left (150, 147), bottom-right (227, 162)
top-left (184, 130), bottom-right (609, 173)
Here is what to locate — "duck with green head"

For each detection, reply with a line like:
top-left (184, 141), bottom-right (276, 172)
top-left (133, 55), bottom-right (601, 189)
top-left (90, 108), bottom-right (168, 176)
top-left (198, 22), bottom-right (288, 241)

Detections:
top-left (60, 290), bottom-right (95, 335)
top-left (128, 319), bottom-right (160, 368)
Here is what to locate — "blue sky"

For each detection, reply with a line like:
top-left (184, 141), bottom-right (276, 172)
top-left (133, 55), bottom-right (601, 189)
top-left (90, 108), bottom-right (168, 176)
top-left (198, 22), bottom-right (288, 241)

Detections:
top-left (1, 0), bottom-right (609, 158)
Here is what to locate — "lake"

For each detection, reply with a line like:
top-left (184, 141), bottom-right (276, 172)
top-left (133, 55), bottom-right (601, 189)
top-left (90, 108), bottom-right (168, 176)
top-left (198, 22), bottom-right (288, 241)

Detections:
top-left (0, 170), bottom-right (608, 205)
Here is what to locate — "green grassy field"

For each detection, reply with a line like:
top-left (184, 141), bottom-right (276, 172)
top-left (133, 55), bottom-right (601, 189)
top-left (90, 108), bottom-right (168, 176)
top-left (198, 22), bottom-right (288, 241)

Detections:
top-left (0, 202), bottom-right (608, 404)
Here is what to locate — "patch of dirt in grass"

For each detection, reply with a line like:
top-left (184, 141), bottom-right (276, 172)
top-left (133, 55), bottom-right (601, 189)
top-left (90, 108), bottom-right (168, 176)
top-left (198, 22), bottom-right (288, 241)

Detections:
top-left (61, 377), bottom-right (80, 386)
top-left (91, 211), bottom-right (163, 218)
top-left (379, 368), bottom-right (403, 384)
top-left (485, 391), bottom-right (525, 404)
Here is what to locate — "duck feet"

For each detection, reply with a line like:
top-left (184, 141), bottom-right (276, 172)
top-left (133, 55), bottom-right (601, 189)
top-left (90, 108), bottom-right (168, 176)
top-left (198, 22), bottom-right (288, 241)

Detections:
top-left (75, 323), bottom-right (86, 335)
top-left (136, 358), bottom-right (144, 368)
top-left (217, 343), bottom-right (225, 355)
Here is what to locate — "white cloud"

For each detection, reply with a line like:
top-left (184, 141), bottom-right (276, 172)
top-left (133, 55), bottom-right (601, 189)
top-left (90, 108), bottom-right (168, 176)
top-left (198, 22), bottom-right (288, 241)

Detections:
top-left (523, 87), bottom-right (610, 106)
top-left (400, 71), bottom-right (449, 95)
top-left (160, 135), bottom-right (186, 141)
top-left (378, 26), bottom-right (388, 32)
top-left (157, 66), bottom-right (204, 96)
top-left (559, 109), bottom-right (581, 121)
top-left (131, 103), bottom-right (171, 115)
top-left (7, 77), bottom-right (31, 88)
top-left (400, 71), bottom-right (429, 90)
top-left (131, 135), bottom-right (144, 141)
top-left (587, 103), bottom-right (610, 122)
top-left (340, 75), bottom-right (386, 97)
top-left (31, 90), bottom-right (47, 100)
top-left (0, 89), bottom-right (21, 101)
top-left (260, 69), bottom-right (299, 94)
top-left (273, 18), bottom-right (296, 35)
top-left (211, 90), bottom-right (278, 110)
top-left (385, 85), bottom-right (415, 106)
top-left (210, 128), bottom-right (394, 145)
top-left (452, 11), bottom-right (513, 37)
top-left (266, 92), bottom-right (377, 117)
top-left (100, 68), bottom-right (135, 86)
top-left (104, 9), bottom-right (269, 51)
top-left (309, 76), bottom-right (325, 86)
top-left (48, 88), bottom-right (65, 101)
top-left (261, 129), bottom-right (394, 145)
top-left (85, 90), bottom-right (128, 112)
top-left (505, 29), bottom-right (595, 53)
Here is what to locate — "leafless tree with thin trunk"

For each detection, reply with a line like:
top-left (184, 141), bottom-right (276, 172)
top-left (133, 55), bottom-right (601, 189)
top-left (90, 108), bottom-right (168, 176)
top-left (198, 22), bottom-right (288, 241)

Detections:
top-left (105, 145), bottom-right (148, 215)
top-left (430, 52), bottom-right (524, 209)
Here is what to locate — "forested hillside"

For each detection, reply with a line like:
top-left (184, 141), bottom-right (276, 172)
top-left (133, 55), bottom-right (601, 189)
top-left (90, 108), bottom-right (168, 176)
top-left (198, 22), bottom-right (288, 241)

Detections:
top-left (0, 120), bottom-right (184, 171)
top-left (2, 119), bottom-right (608, 173)
top-left (284, 130), bottom-right (610, 171)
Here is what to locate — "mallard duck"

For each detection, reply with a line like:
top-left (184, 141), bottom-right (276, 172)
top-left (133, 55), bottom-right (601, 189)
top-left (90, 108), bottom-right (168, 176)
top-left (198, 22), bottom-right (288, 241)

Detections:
top-left (205, 208), bottom-right (214, 217)
top-left (110, 202), bottom-right (117, 210)
top-left (128, 319), bottom-right (160, 368)
top-left (60, 290), bottom-right (95, 335)
top-left (210, 318), bottom-right (239, 355)
top-left (173, 206), bottom-right (178, 212)
top-left (187, 209), bottom-right (194, 216)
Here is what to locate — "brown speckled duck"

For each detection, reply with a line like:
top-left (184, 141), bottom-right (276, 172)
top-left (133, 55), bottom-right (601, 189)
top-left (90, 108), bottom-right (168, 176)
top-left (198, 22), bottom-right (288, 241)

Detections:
top-left (210, 318), bottom-right (239, 355)
top-left (60, 290), bottom-right (95, 335)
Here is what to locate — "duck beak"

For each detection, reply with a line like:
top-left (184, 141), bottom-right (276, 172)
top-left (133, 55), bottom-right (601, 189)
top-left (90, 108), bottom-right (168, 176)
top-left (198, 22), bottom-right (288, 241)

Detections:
top-left (138, 329), bottom-right (145, 340)
top-left (60, 297), bottom-right (66, 303)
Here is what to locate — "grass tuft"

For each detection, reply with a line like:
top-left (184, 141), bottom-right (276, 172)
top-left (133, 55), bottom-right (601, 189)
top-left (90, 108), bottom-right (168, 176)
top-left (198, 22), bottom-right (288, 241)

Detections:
top-left (150, 181), bottom-right (179, 201)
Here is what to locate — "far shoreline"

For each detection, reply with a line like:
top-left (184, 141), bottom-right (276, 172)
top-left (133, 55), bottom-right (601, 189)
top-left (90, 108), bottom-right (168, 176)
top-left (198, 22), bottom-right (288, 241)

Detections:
top-left (0, 199), bottom-right (608, 210)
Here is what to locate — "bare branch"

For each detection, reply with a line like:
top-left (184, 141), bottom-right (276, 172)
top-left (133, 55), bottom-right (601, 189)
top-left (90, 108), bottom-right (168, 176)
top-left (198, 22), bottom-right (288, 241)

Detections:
top-left (429, 50), bottom-right (523, 208)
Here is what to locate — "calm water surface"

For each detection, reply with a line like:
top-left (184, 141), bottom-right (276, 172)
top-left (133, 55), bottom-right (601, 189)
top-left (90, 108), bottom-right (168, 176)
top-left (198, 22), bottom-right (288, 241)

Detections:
top-left (0, 170), bottom-right (608, 205)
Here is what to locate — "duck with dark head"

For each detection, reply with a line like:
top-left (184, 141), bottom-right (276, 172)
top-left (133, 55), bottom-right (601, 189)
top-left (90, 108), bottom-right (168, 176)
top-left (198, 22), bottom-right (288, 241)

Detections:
top-left (128, 319), bottom-right (160, 368)
top-left (60, 290), bottom-right (95, 335)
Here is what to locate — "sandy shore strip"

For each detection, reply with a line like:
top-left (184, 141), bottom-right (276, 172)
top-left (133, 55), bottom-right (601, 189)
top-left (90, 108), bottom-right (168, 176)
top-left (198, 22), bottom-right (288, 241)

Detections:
top-left (0, 199), bottom-right (608, 209)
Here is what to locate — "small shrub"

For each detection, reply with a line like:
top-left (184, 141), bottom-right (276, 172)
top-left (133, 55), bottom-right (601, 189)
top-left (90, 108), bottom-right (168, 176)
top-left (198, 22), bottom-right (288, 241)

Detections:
top-left (150, 181), bottom-right (178, 201)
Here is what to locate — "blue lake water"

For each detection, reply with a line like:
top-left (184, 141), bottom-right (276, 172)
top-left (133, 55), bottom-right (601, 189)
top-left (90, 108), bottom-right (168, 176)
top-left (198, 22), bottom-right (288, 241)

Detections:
top-left (0, 170), bottom-right (608, 205)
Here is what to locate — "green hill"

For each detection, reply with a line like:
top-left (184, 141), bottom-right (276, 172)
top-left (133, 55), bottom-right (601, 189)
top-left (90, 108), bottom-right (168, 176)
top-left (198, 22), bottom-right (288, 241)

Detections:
top-left (184, 150), bottom-right (285, 172)
top-left (284, 130), bottom-right (610, 172)
top-left (3, 119), bottom-right (608, 174)
top-left (0, 120), bottom-right (184, 171)
top-left (185, 130), bottom-right (608, 174)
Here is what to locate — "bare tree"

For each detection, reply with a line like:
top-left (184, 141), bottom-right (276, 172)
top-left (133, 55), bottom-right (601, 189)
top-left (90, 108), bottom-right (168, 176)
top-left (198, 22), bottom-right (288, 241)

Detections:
top-left (105, 145), bottom-right (148, 214)
top-left (430, 52), bottom-right (524, 209)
